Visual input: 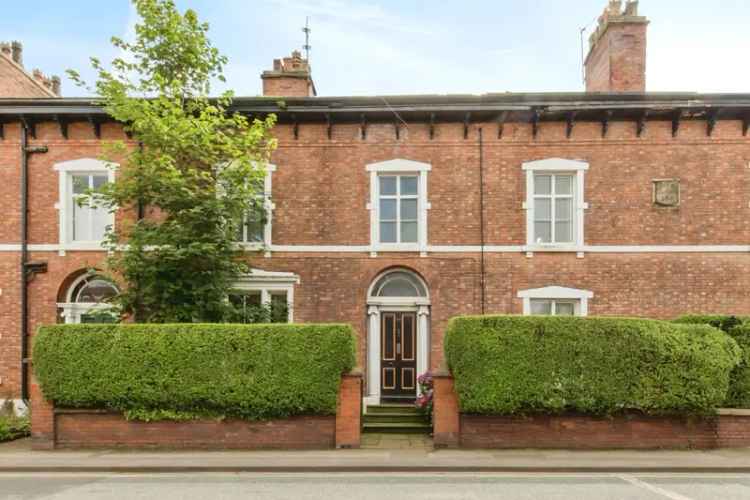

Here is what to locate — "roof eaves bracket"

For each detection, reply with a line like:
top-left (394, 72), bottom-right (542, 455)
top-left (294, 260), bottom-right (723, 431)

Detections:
top-left (531, 108), bottom-right (542, 139)
top-left (497, 111), bottom-right (508, 139)
top-left (601, 110), bottom-right (613, 139)
top-left (360, 113), bottom-right (367, 140)
top-left (326, 113), bottom-right (332, 140)
top-left (672, 110), bottom-right (682, 138)
top-left (463, 112), bottom-right (471, 139)
top-left (566, 111), bottom-right (577, 139)
top-left (87, 115), bottom-right (101, 139)
top-left (706, 108), bottom-right (719, 137)
top-left (429, 112), bottom-right (436, 140)
top-left (636, 110), bottom-right (649, 138)
top-left (20, 115), bottom-right (35, 139)
top-left (54, 114), bottom-right (68, 139)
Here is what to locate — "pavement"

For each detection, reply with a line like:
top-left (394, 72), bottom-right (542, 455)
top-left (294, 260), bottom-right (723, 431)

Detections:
top-left (3, 438), bottom-right (750, 473)
top-left (3, 472), bottom-right (750, 499)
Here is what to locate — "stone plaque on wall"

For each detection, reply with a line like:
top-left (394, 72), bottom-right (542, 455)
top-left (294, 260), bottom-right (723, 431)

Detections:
top-left (653, 179), bottom-right (680, 207)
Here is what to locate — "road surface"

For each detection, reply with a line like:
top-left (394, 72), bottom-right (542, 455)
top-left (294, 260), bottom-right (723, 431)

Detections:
top-left (3, 472), bottom-right (750, 499)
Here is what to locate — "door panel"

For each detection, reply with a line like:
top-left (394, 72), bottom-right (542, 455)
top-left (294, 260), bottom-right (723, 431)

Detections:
top-left (380, 311), bottom-right (418, 400)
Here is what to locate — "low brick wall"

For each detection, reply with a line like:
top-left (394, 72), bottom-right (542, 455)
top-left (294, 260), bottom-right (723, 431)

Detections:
top-left (433, 372), bottom-right (750, 450)
top-left (31, 371), bottom-right (362, 450)
top-left (54, 410), bottom-right (335, 449)
top-left (460, 413), bottom-right (750, 450)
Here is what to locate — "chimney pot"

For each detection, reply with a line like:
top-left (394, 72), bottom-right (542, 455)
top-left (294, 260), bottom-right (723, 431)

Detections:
top-left (10, 41), bottom-right (22, 66)
top-left (51, 76), bottom-right (61, 96)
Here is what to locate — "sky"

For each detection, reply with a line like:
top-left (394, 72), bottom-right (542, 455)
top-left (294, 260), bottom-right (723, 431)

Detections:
top-left (1, 0), bottom-right (748, 97)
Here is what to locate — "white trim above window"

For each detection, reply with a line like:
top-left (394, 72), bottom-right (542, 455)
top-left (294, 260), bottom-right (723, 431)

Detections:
top-left (54, 158), bottom-right (117, 256)
top-left (522, 158), bottom-right (588, 257)
top-left (232, 268), bottom-right (299, 322)
top-left (366, 159), bottom-right (431, 256)
top-left (237, 163), bottom-right (276, 256)
top-left (517, 286), bottom-right (594, 316)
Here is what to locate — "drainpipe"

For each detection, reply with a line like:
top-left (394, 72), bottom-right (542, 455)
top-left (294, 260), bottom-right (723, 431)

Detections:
top-left (478, 128), bottom-right (486, 315)
top-left (20, 125), bottom-right (48, 404)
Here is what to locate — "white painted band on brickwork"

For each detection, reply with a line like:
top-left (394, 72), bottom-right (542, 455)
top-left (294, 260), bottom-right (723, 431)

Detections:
top-left (1, 244), bottom-right (750, 254)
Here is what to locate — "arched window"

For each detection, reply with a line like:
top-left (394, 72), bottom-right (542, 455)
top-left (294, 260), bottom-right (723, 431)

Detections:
top-left (371, 270), bottom-right (427, 298)
top-left (58, 273), bottom-right (119, 324)
top-left (70, 276), bottom-right (119, 304)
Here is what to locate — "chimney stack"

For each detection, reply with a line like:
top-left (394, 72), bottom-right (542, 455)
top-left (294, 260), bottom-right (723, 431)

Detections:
top-left (584, 1), bottom-right (649, 92)
top-left (261, 50), bottom-right (316, 97)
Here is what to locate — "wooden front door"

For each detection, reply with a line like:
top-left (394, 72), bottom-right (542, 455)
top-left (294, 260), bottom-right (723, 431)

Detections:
top-left (380, 311), bottom-right (417, 401)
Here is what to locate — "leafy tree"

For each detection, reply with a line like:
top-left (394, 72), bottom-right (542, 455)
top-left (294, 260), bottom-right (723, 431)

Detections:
top-left (68, 0), bottom-right (276, 322)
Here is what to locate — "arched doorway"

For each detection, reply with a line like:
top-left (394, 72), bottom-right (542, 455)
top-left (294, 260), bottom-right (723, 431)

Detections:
top-left (366, 269), bottom-right (430, 405)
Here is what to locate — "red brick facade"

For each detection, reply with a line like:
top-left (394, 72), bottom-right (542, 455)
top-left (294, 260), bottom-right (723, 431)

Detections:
top-left (2, 2), bottom-right (750, 413)
top-left (2, 115), bottom-right (750, 403)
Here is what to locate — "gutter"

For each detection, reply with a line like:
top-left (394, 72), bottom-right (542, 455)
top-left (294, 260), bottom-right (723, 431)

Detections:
top-left (20, 125), bottom-right (47, 404)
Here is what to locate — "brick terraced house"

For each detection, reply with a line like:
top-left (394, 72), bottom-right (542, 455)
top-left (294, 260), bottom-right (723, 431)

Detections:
top-left (2, 1), bottom-right (750, 411)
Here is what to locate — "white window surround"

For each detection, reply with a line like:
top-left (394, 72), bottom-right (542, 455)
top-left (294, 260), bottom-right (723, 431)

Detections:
top-left (238, 163), bottom-right (276, 256)
top-left (57, 272), bottom-right (119, 324)
top-left (522, 158), bottom-right (589, 257)
top-left (366, 159), bottom-right (431, 256)
top-left (54, 158), bottom-right (117, 255)
top-left (232, 268), bottom-right (299, 322)
top-left (517, 286), bottom-right (594, 316)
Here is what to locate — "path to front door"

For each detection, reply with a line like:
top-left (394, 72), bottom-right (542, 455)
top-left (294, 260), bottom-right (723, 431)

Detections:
top-left (380, 311), bottom-right (417, 402)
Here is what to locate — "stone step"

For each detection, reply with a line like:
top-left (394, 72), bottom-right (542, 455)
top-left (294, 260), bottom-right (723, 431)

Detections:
top-left (366, 404), bottom-right (421, 415)
top-left (362, 413), bottom-right (429, 424)
top-left (362, 422), bottom-right (432, 434)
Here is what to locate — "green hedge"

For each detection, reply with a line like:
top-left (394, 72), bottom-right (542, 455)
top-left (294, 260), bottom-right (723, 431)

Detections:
top-left (673, 315), bottom-right (750, 408)
top-left (444, 316), bottom-right (740, 416)
top-left (673, 315), bottom-right (748, 332)
top-left (34, 323), bottom-right (356, 420)
top-left (725, 324), bottom-right (750, 408)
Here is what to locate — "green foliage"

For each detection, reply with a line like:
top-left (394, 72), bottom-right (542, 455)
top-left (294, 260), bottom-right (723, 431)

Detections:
top-left (67, 0), bottom-right (277, 322)
top-left (724, 324), bottom-right (750, 408)
top-left (444, 315), bottom-right (740, 416)
top-left (0, 415), bottom-right (30, 442)
top-left (34, 323), bottom-right (356, 420)
top-left (673, 315), bottom-right (747, 333)
top-left (227, 295), bottom-right (288, 324)
top-left (673, 315), bottom-right (750, 408)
